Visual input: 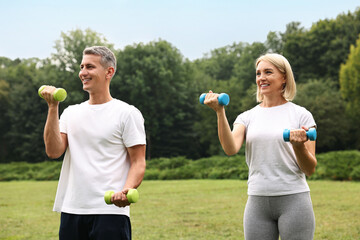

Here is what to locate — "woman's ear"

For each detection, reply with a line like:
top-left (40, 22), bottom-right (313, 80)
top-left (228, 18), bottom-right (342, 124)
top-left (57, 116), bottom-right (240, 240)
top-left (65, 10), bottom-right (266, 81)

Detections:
top-left (282, 75), bottom-right (287, 90)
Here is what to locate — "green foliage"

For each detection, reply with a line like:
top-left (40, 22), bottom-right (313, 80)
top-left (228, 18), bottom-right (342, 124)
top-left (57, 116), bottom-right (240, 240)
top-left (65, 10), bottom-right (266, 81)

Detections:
top-left (231, 42), bottom-right (268, 94)
top-left (1, 151), bottom-right (360, 181)
top-left (294, 80), bottom-right (351, 152)
top-left (0, 79), bottom-right (10, 162)
top-left (1, 7), bottom-right (360, 162)
top-left (350, 165), bottom-right (360, 181)
top-left (308, 150), bottom-right (360, 181)
top-left (0, 29), bottom-right (115, 163)
top-left (282, 9), bottom-right (360, 83)
top-left (0, 79), bottom-right (9, 100)
top-left (340, 35), bottom-right (360, 109)
top-left (0, 161), bottom-right (62, 181)
top-left (4, 59), bottom-right (49, 163)
top-left (51, 28), bottom-right (115, 105)
top-left (193, 42), bottom-right (264, 156)
top-left (113, 40), bottom-right (199, 159)
top-left (339, 34), bottom-right (360, 149)
top-left (145, 155), bottom-right (249, 180)
top-left (196, 42), bottom-right (247, 81)
top-left (147, 151), bottom-right (360, 181)
top-left (266, 31), bottom-right (283, 54)
top-left (52, 28), bottom-right (113, 74)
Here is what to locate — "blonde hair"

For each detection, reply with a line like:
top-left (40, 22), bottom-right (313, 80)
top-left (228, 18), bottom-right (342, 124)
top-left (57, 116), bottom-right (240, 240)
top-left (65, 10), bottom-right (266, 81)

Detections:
top-left (255, 53), bottom-right (296, 102)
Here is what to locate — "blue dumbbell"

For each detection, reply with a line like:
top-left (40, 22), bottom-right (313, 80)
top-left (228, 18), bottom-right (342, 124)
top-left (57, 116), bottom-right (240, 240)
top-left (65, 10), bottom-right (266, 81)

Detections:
top-left (199, 93), bottom-right (230, 106)
top-left (283, 128), bottom-right (317, 142)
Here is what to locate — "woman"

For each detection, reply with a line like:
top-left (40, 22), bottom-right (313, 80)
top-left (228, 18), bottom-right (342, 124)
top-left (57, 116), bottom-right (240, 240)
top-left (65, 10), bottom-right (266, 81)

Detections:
top-left (204, 53), bottom-right (317, 240)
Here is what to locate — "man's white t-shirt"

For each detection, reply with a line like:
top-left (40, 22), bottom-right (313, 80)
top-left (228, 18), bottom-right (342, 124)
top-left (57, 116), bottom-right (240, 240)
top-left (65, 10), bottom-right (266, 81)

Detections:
top-left (234, 102), bottom-right (316, 196)
top-left (53, 99), bottom-right (146, 216)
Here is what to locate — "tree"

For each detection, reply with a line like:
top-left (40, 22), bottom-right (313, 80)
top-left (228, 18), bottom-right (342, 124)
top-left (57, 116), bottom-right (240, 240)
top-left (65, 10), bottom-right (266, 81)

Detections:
top-left (195, 42), bottom-right (247, 81)
top-left (113, 40), bottom-right (198, 159)
top-left (191, 42), bottom-right (247, 156)
top-left (50, 28), bottom-right (115, 104)
top-left (339, 34), bottom-right (360, 149)
top-left (266, 31), bottom-right (283, 54)
top-left (193, 42), bottom-right (266, 156)
top-left (1, 29), bottom-right (116, 163)
top-left (282, 9), bottom-right (360, 84)
top-left (0, 79), bottom-right (10, 162)
top-left (231, 42), bottom-right (267, 97)
top-left (4, 58), bottom-right (48, 162)
top-left (281, 22), bottom-right (312, 83)
top-left (294, 80), bottom-right (351, 152)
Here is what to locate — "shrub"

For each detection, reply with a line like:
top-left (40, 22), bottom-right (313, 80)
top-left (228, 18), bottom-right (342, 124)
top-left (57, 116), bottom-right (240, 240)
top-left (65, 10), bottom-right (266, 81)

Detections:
top-left (350, 165), bottom-right (360, 181)
top-left (309, 150), bottom-right (360, 181)
top-left (1, 151), bottom-right (360, 181)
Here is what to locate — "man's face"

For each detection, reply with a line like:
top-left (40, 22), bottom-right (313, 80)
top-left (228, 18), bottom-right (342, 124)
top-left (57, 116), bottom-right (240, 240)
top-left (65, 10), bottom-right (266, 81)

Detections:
top-left (79, 54), bottom-right (108, 93)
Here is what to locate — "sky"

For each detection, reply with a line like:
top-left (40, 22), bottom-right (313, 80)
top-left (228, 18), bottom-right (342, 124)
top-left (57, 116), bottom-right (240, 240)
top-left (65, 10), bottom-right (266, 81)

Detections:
top-left (0, 0), bottom-right (359, 61)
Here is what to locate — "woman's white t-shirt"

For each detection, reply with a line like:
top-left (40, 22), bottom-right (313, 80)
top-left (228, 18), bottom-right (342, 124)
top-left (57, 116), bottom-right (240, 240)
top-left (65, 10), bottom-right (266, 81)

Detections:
top-left (234, 102), bottom-right (316, 196)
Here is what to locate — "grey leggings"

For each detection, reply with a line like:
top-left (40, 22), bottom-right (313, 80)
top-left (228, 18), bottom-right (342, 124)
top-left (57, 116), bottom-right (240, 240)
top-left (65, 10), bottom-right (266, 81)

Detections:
top-left (244, 192), bottom-right (315, 240)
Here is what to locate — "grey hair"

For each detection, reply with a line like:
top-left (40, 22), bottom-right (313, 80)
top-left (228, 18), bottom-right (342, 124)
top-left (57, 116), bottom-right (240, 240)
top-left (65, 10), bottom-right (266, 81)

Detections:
top-left (83, 46), bottom-right (117, 74)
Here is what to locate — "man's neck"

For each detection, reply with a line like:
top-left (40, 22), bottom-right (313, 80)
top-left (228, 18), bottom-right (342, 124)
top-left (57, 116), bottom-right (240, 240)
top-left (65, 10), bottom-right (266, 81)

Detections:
top-left (88, 92), bottom-right (113, 105)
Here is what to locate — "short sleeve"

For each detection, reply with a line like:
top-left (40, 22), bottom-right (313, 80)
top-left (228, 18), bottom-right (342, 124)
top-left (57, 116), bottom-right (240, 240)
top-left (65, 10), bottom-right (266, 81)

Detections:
top-left (234, 109), bottom-right (251, 128)
top-left (59, 108), bottom-right (69, 134)
top-left (298, 106), bottom-right (316, 129)
top-left (122, 107), bottom-right (146, 148)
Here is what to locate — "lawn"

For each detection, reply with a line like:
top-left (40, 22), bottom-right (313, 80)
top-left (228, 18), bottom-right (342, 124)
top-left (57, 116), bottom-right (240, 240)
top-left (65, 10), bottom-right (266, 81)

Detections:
top-left (0, 180), bottom-right (359, 239)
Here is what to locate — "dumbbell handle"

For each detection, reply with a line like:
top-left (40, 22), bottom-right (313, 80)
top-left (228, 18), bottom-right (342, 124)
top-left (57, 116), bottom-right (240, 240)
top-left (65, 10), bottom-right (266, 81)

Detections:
top-left (38, 85), bottom-right (67, 102)
top-left (283, 128), bottom-right (317, 142)
top-left (199, 93), bottom-right (230, 106)
top-left (104, 189), bottom-right (139, 205)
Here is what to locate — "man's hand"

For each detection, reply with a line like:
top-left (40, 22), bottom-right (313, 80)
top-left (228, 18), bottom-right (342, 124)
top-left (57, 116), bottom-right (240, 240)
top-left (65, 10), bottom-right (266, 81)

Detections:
top-left (111, 189), bottom-right (132, 208)
top-left (40, 85), bottom-right (59, 107)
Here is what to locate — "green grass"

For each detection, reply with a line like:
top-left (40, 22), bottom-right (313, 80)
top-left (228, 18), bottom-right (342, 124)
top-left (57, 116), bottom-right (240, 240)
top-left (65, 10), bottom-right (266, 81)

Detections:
top-left (0, 181), bottom-right (60, 239)
top-left (0, 180), bottom-right (359, 239)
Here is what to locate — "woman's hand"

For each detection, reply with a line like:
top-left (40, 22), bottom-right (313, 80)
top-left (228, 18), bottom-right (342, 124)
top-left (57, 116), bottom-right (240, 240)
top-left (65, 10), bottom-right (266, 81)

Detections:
top-left (290, 126), bottom-right (317, 176)
top-left (289, 126), bottom-right (309, 146)
top-left (203, 90), bottom-right (224, 113)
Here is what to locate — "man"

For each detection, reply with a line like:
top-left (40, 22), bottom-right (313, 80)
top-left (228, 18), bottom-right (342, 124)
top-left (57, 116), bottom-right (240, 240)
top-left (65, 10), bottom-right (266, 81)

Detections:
top-left (42, 46), bottom-right (146, 240)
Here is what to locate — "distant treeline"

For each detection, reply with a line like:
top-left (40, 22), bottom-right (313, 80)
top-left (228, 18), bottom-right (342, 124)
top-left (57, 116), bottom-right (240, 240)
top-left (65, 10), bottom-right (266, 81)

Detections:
top-left (0, 8), bottom-right (360, 163)
top-left (1, 150), bottom-right (359, 181)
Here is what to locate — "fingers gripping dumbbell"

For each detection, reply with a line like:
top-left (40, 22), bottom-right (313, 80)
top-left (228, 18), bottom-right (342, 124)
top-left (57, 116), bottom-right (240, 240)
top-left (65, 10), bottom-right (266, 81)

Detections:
top-left (38, 85), bottom-right (67, 102)
top-left (283, 128), bottom-right (317, 142)
top-left (199, 93), bottom-right (230, 106)
top-left (104, 189), bottom-right (139, 205)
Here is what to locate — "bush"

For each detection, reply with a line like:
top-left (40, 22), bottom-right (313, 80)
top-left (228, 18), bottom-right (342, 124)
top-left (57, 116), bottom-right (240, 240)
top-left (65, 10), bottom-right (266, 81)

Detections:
top-left (1, 151), bottom-right (360, 181)
top-left (350, 165), bottom-right (360, 181)
top-left (0, 161), bottom-right (61, 181)
top-left (143, 154), bottom-right (248, 180)
top-left (308, 150), bottom-right (360, 181)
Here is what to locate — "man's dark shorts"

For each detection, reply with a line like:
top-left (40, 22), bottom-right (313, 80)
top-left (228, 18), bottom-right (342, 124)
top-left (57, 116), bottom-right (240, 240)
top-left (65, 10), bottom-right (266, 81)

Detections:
top-left (59, 212), bottom-right (131, 240)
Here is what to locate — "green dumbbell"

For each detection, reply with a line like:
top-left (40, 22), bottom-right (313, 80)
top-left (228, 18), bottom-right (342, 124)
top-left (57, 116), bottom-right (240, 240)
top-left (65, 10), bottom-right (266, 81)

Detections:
top-left (104, 189), bottom-right (139, 205)
top-left (38, 85), bottom-right (67, 102)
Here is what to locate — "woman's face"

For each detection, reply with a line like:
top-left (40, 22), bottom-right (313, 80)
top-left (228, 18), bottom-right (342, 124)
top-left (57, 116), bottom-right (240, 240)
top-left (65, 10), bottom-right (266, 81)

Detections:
top-left (256, 60), bottom-right (286, 98)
